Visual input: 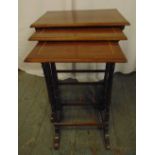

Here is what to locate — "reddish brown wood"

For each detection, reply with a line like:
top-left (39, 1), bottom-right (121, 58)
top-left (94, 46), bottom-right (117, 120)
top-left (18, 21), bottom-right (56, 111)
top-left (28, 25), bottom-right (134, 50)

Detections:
top-left (54, 122), bottom-right (102, 127)
top-left (24, 41), bottom-right (127, 63)
top-left (31, 9), bottom-right (130, 28)
top-left (25, 9), bottom-right (129, 150)
top-left (29, 27), bottom-right (127, 41)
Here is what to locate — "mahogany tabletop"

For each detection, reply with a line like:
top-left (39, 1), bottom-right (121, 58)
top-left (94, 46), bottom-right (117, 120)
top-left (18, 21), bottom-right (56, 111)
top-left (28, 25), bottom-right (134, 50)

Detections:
top-left (25, 42), bottom-right (127, 63)
top-left (25, 9), bottom-right (129, 64)
top-left (31, 9), bottom-right (129, 28)
top-left (29, 28), bottom-right (127, 41)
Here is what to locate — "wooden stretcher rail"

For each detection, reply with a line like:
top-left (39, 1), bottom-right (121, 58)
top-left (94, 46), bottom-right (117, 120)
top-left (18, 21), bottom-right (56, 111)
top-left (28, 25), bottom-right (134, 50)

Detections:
top-left (54, 122), bottom-right (102, 127)
top-left (62, 103), bottom-right (94, 106)
top-left (58, 81), bottom-right (103, 85)
top-left (57, 69), bottom-right (105, 73)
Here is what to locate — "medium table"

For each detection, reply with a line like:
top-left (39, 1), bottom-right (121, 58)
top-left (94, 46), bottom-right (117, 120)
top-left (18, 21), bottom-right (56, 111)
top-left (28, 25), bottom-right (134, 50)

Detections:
top-left (25, 9), bottom-right (129, 150)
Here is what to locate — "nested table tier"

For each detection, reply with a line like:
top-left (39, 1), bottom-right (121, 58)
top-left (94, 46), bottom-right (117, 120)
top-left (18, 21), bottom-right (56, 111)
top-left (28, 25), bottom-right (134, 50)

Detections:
top-left (29, 28), bottom-right (127, 41)
top-left (31, 9), bottom-right (129, 28)
top-left (25, 42), bottom-right (127, 63)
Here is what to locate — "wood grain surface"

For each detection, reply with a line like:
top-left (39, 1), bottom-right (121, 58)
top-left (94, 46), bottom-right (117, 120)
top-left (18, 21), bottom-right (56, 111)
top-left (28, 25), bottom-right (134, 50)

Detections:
top-left (24, 42), bottom-right (127, 63)
top-left (31, 9), bottom-right (130, 28)
top-left (29, 28), bottom-right (127, 41)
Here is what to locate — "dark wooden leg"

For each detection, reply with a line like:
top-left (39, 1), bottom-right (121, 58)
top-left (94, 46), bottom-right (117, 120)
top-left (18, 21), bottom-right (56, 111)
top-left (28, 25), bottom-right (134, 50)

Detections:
top-left (53, 126), bottom-right (60, 149)
top-left (42, 62), bottom-right (62, 149)
top-left (50, 63), bottom-right (62, 149)
top-left (102, 63), bottom-right (115, 150)
top-left (50, 63), bottom-right (62, 122)
top-left (42, 63), bottom-right (57, 121)
top-left (42, 62), bottom-right (115, 150)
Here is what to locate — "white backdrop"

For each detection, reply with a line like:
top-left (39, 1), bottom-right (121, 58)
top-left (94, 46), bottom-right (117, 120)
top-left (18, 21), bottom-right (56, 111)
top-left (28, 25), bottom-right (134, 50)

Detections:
top-left (19, 0), bottom-right (136, 81)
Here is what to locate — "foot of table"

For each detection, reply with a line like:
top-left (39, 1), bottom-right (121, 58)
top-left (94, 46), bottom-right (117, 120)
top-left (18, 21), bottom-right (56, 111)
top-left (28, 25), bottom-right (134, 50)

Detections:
top-left (53, 127), bottom-right (60, 150)
top-left (104, 133), bottom-right (111, 150)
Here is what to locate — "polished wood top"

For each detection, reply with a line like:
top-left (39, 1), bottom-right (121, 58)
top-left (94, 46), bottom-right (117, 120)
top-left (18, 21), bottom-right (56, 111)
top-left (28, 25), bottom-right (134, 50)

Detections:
top-left (29, 28), bottom-right (127, 41)
top-left (31, 9), bottom-right (129, 28)
top-left (25, 42), bottom-right (127, 63)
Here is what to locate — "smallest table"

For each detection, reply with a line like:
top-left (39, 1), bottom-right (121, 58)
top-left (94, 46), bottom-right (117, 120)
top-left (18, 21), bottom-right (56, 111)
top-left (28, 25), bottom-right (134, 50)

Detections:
top-left (25, 9), bottom-right (129, 150)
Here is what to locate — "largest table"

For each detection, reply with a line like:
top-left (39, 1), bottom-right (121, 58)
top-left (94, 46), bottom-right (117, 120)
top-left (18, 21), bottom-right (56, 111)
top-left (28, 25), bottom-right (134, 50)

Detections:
top-left (25, 9), bottom-right (129, 149)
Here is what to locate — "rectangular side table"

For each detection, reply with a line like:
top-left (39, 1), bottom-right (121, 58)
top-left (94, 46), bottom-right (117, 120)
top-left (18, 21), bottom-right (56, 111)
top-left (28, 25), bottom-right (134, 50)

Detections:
top-left (24, 9), bottom-right (129, 150)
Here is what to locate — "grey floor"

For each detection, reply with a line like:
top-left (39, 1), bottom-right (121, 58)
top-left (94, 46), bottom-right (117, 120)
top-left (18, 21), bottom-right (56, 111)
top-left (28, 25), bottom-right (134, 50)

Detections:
top-left (19, 71), bottom-right (136, 155)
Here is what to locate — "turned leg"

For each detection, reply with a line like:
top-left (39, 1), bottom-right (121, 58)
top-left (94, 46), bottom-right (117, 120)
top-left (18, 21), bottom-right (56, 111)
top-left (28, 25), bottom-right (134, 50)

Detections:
top-left (103, 63), bottom-right (115, 150)
top-left (53, 126), bottom-right (60, 149)
top-left (42, 63), bottom-right (57, 121)
top-left (42, 62), bottom-right (62, 149)
top-left (50, 63), bottom-right (62, 121)
top-left (50, 63), bottom-right (62, 149)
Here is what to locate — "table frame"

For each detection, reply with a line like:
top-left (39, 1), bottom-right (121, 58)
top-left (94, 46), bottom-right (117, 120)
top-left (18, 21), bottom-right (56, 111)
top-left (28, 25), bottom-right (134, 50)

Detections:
top-left (42, 62), bottom-right (115, 149)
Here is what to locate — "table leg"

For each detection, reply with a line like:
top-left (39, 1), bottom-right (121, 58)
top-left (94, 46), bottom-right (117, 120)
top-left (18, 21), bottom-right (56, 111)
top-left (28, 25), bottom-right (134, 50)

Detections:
top-left (42, 62), bottom-right (115, 150)
top-left (50, 63), bottom-right (62, 121)
top-left (103, 63), bottom-right (115, 150)
top-left (42, 62), bottom-right (62, 149)
top-left (42, 63), bottom-right (57, 121)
